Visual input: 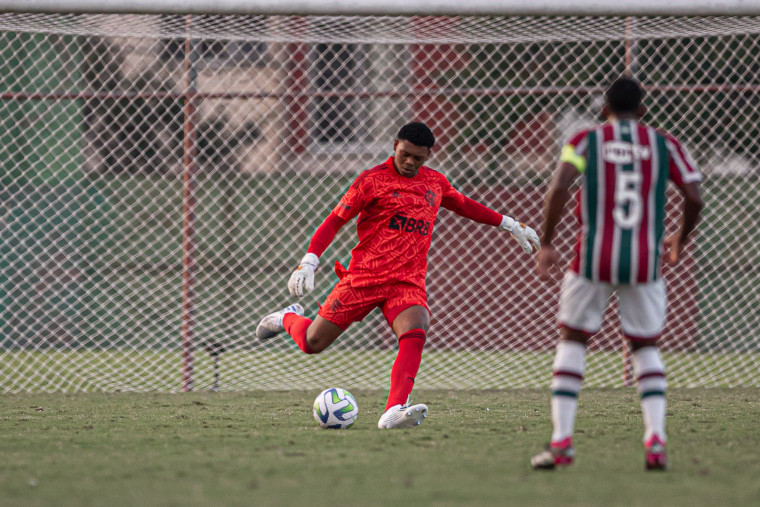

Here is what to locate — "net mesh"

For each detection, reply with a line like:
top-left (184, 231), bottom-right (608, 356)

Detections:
top-left (1, 13), bottom-right (758, 392)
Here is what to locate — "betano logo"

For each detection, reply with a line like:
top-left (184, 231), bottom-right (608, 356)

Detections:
top-left (602, 141), bottom-right (651, 165)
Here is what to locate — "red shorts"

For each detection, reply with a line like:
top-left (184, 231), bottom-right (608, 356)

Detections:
top-left (317, 277), bottom-right (429, 330)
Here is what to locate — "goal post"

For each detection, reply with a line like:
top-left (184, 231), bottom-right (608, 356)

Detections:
top-left (0, 4), bottom-right (759, 392)
top-left (8, 0), bottom-right (760, 16)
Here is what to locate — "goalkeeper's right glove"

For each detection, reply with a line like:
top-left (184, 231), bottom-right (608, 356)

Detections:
top-left (499, 215), bottom-right (541, 254)
top-left (287, 252), bottom-right (320, 298)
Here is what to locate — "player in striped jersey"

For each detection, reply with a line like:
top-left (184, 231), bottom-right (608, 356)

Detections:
top-left (531, 78), bottom-right (703, 470)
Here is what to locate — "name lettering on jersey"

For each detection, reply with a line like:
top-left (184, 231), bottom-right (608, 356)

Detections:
top-left (389, 214), bottom-right (431, 236)
top-left (602, 140), bottom-right (651, 165)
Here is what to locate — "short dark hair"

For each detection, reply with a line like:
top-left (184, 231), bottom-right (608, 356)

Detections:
top-left (397, 122), bottom-right (435, 148)
top-left (605, 77), bottom-right (644, 114)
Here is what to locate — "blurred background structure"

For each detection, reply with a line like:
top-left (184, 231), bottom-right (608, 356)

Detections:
top-left (0, 6), bottom-right (758, 391)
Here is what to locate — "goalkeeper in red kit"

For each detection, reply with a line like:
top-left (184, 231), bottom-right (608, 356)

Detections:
top-left (256, 122), bottom-right (539, 429)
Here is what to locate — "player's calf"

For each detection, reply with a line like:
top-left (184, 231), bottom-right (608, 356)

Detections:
top-left (531, 437), bottom-right (575, 470)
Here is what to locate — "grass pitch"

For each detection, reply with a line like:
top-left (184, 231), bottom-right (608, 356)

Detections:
top-left (0, 389), bottom-right (758, 506)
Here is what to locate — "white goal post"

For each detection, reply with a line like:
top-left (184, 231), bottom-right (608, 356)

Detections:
top-left (7, 0), bottom-right (760, 16)
top-left (1, 1), bottom-right (759, 392)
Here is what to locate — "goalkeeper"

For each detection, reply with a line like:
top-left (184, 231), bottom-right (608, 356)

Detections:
top-left (256, 122), bottom-right (539, 429)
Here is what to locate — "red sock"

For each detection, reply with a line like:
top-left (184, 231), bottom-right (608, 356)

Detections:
top-left (385, 329), bottom-right (426, 410)
top-left (283, 313), bottom-right (314, 354)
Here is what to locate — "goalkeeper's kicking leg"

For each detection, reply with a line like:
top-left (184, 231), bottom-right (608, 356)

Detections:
top-left (256, 305), bottom-right (344, 354)
top-left (256, 274), bottom-right (363, 353)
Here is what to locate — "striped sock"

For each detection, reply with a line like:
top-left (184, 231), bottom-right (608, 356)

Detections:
top-left (550, 341), bottom-right (586, 443)
top-left (633, 346), bottom-right (667, 442)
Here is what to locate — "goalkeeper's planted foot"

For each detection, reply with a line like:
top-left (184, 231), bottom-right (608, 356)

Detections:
top-left (531, 438), bottom-right (575, 470)
top-left (377, 403), bottom-right (429, 429)
top-left (256, 304), bottom-right (304, 340)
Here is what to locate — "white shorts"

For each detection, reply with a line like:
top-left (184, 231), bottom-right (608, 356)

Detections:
top-left (558, 271), bottom-right (667, 340)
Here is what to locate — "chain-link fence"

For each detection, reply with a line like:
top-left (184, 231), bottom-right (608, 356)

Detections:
top-left (1, 14), bottom-right (758, 391)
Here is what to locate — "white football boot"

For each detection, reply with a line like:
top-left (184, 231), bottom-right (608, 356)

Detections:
top-left (377, 403), bottom-right (429, 429)
top-left (255, 303), bottom-right (304, 340)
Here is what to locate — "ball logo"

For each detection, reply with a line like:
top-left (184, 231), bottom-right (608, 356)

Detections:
top-left (603, 141), bottom-right (651, 165)
top-left (313, 388), bottom-right (359, 429)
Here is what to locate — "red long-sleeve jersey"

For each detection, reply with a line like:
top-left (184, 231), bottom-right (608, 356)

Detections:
top-left (307, 157), bottom-right (502, 291)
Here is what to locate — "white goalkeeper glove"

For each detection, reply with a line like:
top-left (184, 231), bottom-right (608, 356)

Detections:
top-left (499, 215), bottom-right (541, 254)
top-left (287, 253), bottom-right (320, 298)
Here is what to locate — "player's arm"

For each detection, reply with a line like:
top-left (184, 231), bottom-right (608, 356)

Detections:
top-left (662, 136), bottom-right (704, 266)
top-left (536, 158), bottom-right (581, 281)
top-left (441, 193), bottom-right (540, 254)
top-left (287, 212), bottom-right (349, 297)
top-left (663, 181), bottom-right (703, 265)
top-left (288, 173), bottom-right (367, 297)
top-left (541, 161), bottom-right (578, 250)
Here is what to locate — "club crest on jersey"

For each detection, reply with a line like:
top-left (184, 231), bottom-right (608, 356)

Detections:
top-left (424, 190), bottom-right (436, 207)
top-left (602, 140), bottom-right (651, 164)
top-left (389, 214), bottom-right (431, 236)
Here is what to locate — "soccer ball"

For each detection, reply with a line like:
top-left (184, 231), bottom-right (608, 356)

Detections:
top-left (312, 387), bottom-right (359, 429)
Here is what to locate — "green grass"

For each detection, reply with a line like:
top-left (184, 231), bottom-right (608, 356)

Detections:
top-left (0, 389), bottom-right (758, 506)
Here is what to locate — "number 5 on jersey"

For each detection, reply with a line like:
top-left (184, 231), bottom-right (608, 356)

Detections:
top-left (613, 171), bottom-right (643, 229)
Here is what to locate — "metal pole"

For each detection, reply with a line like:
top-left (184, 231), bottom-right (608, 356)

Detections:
top-left (624, 16), bottom-right (639, 78)
top-left (181, 14), bottom-right (199, 392)
top-left (204, 341), bottom-right (225, 392)
top-left (622, 16), bottom-right (636, 388)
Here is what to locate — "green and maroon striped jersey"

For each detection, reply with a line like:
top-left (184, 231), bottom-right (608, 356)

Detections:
top-left (560, 119), bottom-right (701, 284)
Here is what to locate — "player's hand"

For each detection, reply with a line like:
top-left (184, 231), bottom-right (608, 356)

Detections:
top-left (536, 245), bottom-right (560, 281)
top-left (287, 253), bottom-right (320, 297)
top-left (663, 232), bottom-right (683, 266)
top-left (499, 215), bottom-right (541, 254)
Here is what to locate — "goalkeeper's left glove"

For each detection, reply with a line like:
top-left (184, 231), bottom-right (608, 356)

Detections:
top-left (287, 253), bottom-right (320, 298)
top-left (499, 215), bottom-right (541, 254)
